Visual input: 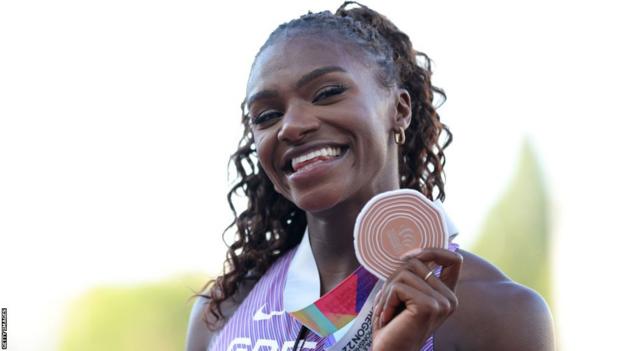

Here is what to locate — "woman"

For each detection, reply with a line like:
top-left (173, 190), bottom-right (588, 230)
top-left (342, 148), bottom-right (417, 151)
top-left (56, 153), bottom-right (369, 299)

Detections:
top-left (186, 2), bottom-right (555, 350)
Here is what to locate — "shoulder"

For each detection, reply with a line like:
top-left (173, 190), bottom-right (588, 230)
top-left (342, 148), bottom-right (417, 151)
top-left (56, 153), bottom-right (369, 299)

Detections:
top-left (185, 295), bottom-right (213, 351)
top-left (185, 279), bottom-right (259, 351)
top-left (441, 249), bottom-right (555, 351)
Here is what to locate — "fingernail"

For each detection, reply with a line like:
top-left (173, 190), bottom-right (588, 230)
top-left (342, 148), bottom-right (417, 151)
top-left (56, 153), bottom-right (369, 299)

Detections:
top-left (400, 248), bottom-right (423, 260)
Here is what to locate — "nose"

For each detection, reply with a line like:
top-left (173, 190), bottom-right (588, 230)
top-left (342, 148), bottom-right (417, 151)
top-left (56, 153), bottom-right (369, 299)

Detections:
top-left (277, 104), bottom-right (320, 144)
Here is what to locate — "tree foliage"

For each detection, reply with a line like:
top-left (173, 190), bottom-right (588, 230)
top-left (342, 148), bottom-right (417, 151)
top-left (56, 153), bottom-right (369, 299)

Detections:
top-left (471, 139), bottom-right (552, 305)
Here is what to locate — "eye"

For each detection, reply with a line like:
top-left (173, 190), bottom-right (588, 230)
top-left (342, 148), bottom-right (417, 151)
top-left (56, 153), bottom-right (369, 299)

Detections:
top-left (252, 110), bottom-right (282, 125)
top-left (312, 85), bottom-right (347, 104)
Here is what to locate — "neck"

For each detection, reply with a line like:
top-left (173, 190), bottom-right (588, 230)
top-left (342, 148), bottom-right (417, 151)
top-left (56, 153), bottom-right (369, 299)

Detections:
top-left (307, 203), bottom-right (360, 294)
top-left (305, 185), bottom-right (397, 294)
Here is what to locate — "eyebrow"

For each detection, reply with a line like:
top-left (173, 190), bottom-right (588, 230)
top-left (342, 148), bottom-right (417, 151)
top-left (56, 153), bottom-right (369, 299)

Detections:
top-left (245, 90), bottom-right (279, 110)
top-left (295, 65), bottom-right (347, 89)
top-left (245, 65), bottom-right (347, 109)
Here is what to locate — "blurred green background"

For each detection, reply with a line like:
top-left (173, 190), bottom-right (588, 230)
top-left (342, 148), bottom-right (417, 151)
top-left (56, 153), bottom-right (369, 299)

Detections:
top-left (58, 274), bottom-right (207, 351)
top-left (471, 139), bottom-right (552, 306)
top-left (57, 139), bottom-right (552, 351)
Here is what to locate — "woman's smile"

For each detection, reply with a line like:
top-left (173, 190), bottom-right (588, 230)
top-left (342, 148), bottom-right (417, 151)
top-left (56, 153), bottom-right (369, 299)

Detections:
top-left (285, 144), bottom-right (350, 186)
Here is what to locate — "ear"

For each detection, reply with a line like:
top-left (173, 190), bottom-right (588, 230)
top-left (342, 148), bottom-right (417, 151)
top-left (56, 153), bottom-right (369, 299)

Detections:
top-left (392, 88), bottom-right (412, 130)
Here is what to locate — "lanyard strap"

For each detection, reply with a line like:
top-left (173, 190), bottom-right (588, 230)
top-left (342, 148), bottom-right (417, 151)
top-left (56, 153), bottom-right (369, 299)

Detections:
top-left (288, 265), bottom-right (379, 337)
top-left (325, 279), bottom-right (383, 350)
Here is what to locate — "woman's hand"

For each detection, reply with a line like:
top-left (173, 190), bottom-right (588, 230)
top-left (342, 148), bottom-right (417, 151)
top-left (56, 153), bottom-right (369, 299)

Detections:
top-left (372, 248), bottom-right (463, 351)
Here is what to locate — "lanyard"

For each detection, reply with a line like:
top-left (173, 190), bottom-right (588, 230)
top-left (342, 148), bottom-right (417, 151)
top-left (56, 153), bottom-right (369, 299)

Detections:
top-left (288, 265), bottom-right (379, 337)
top-left (291, 278), bottom-right (383, 351)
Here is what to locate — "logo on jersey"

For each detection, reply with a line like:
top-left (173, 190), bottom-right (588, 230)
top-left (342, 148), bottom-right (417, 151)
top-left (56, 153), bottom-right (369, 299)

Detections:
top-left (252, 304), bottom-right (286, 321)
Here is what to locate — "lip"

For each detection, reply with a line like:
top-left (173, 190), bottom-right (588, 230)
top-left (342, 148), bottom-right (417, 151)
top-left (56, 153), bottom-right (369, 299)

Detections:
top-left (286, 147), bottom-right (349, 185)
top-left (280, 141), bottom-right (348, 173)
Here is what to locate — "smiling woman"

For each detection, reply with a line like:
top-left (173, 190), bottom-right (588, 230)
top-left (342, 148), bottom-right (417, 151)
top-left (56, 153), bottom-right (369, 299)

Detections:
top-left (186, 2), bottom-right (555, 351)
top-left (249, 36), bottom-right (409, 213)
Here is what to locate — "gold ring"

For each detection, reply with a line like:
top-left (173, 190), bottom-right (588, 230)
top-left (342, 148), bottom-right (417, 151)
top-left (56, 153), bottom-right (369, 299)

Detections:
top-left (424, 270), bottom-right (434, 282)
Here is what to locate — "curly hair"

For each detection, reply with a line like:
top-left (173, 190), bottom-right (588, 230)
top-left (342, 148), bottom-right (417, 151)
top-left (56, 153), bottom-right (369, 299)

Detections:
top-left (193, 1), bottom-right (452, 330)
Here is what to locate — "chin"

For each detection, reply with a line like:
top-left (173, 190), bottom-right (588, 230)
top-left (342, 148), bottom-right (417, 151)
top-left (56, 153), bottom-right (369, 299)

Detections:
top-left (292, 190), bottom-right (344, 214)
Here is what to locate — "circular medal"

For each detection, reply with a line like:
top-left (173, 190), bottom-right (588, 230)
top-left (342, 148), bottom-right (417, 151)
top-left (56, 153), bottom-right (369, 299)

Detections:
top-left (354, 189), bottom-right (448, 280)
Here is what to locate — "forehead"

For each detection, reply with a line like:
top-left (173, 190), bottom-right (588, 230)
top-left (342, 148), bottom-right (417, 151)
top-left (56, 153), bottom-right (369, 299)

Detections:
top-left (246, 35), bottom-right (374, 96)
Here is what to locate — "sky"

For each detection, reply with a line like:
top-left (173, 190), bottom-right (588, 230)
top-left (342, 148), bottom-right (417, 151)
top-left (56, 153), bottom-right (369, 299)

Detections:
top-left (1, 1), bottom-right (623, 350)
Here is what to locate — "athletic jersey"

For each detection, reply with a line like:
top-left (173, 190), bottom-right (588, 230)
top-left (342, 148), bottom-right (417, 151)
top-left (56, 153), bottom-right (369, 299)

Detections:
top-left (209, 239), bottom-right (460, 351)
top-left (210, 199), bottom-right (460, 351)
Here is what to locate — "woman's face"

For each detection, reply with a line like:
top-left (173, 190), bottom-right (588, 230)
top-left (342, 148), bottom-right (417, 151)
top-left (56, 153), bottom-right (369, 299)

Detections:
top-left (246, 35), bottom-right (411, 214)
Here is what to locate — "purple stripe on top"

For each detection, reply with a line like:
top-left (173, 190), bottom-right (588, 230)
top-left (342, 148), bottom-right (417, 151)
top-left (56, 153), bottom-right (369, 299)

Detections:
top-left (210, 248), bottom-right (325, 350)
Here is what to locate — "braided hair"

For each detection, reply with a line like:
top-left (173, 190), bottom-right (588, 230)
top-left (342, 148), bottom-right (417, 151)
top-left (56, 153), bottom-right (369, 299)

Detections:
top-left (194, 2), bottom-right (452, 330)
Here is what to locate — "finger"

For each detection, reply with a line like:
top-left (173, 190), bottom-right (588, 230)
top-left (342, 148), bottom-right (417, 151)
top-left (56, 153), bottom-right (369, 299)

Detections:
top-left (372, 288), bottom-right (383, 330)
top-left (374, 288), bottom-right (382, 305)
top-left (380, 282), bottom-right (436, 327)
top-left (392, 267), bottom-right (440, 299)
top-left (392, 265), bottom-right (457, 317)
top-left (401, 259), bottom-right (459, 307)
top-left (387, 256), bottom-right (457, 313)
top-left (402, 248), bottom-right (462, 267)
top-left (404, 248), bottom-right (463, 290)
top-left (374, 282), bottom-right (391, 330)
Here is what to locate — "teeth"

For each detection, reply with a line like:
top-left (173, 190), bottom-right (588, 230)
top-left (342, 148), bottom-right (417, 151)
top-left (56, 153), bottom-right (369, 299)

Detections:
top-left (291, 147), bottom-right (342, 170)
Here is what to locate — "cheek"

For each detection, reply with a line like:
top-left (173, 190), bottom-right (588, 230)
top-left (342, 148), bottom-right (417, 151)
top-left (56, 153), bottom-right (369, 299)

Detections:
top-left (254, 134), bottom-right (273, 173)
top-left (254, 133), bottom-right (288, 195)
top-left (349, 106), bottom-right (390, 149)
top-left (350, 111), bottom-right (393, 172)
